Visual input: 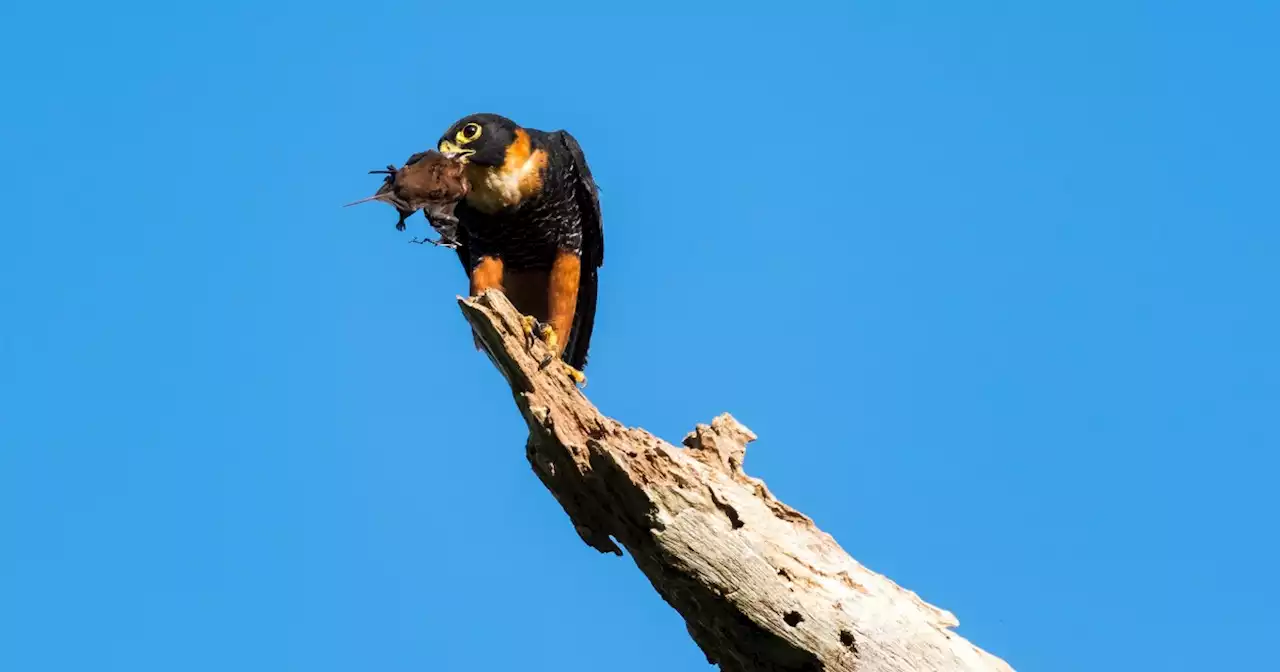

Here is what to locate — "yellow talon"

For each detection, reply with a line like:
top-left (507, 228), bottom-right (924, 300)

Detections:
top-left (517, 317), bottom-right (586, 387)
top-left (521, 315), bottom-right (558, 348)
top-left (562, 361), bottom-right (587, 387)
top-left (521, 315), bottom-right (539, 347)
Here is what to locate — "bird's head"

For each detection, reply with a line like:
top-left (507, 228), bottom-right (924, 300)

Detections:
top-left (437, 113), bottom-right (520, 166)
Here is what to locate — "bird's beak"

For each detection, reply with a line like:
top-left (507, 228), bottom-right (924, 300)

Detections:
top-left (438, 140), bottom-right (475, 163)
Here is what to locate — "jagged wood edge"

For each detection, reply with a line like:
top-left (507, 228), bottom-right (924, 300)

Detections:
top-left (457, 289), bottom-right (1015, 672)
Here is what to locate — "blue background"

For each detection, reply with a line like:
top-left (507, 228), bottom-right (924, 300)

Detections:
top-left (2, 3), bottom-right (1277, 670)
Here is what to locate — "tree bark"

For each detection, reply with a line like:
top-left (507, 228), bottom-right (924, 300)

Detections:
top-left (457, 290), bottom-right (1016, 672)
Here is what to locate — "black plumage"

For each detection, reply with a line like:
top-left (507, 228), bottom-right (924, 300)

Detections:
top-left (432, 113), bottom-right (604, 375)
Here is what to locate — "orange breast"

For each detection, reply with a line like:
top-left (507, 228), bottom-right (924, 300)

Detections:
top-left (465, 128), bottom-right (547, 213)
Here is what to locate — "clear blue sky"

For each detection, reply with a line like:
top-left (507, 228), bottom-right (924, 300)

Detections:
top-left (2, 2), bottom-right (1276, 670)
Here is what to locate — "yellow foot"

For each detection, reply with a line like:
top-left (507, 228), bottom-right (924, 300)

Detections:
top-left (559, 360), bottom-right (587, 388)
top-left (519, 315), bottom-right (585, 387)
top-left (520, 315), bottom-right (557, 352)
top-left (521, 315), bottom-right (556, 349)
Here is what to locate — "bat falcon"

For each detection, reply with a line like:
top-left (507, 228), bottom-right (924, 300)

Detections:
top-left (433, 113), bottom-right (603, 386)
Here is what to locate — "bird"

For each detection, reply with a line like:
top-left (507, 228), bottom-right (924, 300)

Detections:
top-left (345, 149), bottom-right (470, 248)
top-left (430, 113), bottom-right (603, 386)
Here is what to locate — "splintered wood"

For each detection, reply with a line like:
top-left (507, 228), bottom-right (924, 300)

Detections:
top-left (457, 289), bottom-right (1015, 672)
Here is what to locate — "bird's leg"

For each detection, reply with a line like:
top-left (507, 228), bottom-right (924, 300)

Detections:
top-left (520, 315), bottom-right (552, 352)
top-left (504, 260), bottom-right (586, 388)
top-left (519, 315), bottom-right (586, 387)
top-left (467, 256), bottom-right (506, 353)
top-left (544, 251), bottom-right (587, 387)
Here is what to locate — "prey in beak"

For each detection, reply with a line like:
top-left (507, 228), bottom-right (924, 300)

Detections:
top-left (436, 140), bottom-right (476, 163)
top-left (345, 149), bottom-right (470, 247)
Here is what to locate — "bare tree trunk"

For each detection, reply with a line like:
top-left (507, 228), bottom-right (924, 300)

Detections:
top-left (458, 290), bottom-right (1015, 672)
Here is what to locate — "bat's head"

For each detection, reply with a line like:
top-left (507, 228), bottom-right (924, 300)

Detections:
top-left (436, 113), bottom-right (520, 167)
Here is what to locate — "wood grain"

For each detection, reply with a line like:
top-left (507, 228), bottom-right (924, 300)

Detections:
top-left (457, 289), bottom-right (1016, 672)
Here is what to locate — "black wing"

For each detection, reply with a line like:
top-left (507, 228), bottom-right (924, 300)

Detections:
top-left (551, 129), bottom-right (604, 371)
top-left (448, 215), bottom-right (471, 275)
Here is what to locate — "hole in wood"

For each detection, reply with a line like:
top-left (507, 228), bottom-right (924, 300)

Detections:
top-left (726, 506), bottom-right (744, 529)
top-left (784, 611), bottom-right (803, 627)
top-left (839, 629), bottom-right (857, 651)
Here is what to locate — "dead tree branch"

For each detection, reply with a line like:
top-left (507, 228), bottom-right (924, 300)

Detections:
top-left (457, 289), bottom-right (1015, 672)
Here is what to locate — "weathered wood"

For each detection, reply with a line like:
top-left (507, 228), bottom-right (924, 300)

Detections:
top-left (457, 289), bottom-right (1015, 672)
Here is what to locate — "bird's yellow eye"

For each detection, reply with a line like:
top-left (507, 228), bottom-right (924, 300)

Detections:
top-left (456, 123), bottom-right (482, 145)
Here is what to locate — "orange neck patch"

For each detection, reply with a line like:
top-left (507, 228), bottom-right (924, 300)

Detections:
top-left (465, 128), bottom-right (548, 213)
